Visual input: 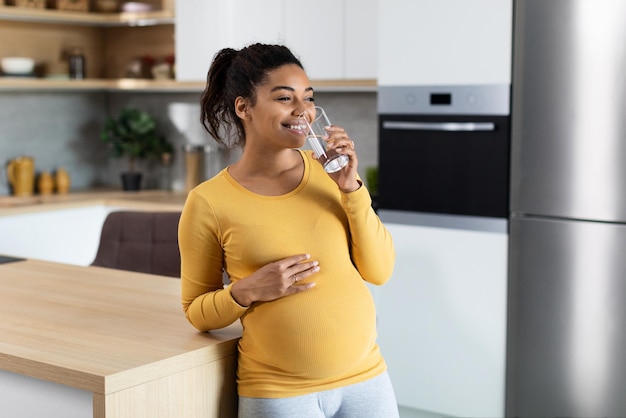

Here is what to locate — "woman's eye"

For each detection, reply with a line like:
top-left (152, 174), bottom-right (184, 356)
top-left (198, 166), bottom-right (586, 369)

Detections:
top-left (277, 96), bottom-right (291, 102)
top-left (306, 97), bottom-right (315, 102)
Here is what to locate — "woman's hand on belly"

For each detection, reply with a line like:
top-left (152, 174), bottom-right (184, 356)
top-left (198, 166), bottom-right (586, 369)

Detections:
top-left (231, 254), bottom-right (319, 307)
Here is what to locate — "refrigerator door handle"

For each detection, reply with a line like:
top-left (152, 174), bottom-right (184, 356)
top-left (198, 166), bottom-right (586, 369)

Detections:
top-left (382, 121), bottom-right (496, 132)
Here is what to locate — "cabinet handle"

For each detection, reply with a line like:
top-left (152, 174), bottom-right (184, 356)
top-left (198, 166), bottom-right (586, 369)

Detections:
top-left (382, 121), bottom-right (496, 132)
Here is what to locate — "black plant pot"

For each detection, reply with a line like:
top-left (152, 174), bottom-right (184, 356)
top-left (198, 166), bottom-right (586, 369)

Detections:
top-left (121, 172), bottom-right (143, 191)
top-left (370, 194), bottom-right (379, 213)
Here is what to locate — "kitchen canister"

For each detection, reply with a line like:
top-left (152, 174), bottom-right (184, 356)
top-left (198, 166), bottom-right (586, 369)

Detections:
top-left (184, 144), bottom-right (209, 192)
top-left (55, 167), bottom-right (71, 194)
top-left (68, 47), bottom-right (86, 79)
top-left (6, 156), bottom-right (35, 196)
top-left (37, 171), bottom-right (54, 195)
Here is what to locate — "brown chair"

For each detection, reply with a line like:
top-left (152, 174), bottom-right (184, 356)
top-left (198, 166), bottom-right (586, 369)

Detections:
top-left (92, 211), bottom-right (181, 278)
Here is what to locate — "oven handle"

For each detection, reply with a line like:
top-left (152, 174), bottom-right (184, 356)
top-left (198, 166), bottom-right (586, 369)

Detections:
top-left (382, 121), bottom-right (496, 132)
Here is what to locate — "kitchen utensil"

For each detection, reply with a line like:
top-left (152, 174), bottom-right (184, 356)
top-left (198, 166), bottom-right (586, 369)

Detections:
top-left (151, 62), bottom-right (172, 80)
top-left (95, 0), bottom-right (119, 12)
top-left (6, 156), bottom-right (35, 196)
top-left (121, 2), bottom-right (152, 12)
top-left (8, 0), bottom-right (45, 9)
top-left (184, 144), bottom-right (207, 192)
top-left (1, 57), bottom-right (35, 75)
top-left (51, 0), bottom-right (88, 11)
top-left (67, 47), bottom-right (86, 79)
top-left (55, 167), bottom-right (71, 194)
top-left (37, 171), bottom-right (54, 195)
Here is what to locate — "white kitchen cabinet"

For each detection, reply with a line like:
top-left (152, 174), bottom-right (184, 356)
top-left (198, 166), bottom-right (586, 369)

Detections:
top-left (377, 219), bottom-right (508, 417)
top-left (175, 0), bottom-right (377, 81)
top-left (230, 0), bottom-right (284, 49)
top-left (284, 0), bottom-right (343, 79)
top-left (378, 0), bottom-right (513, 86)
top-left (0, 370), bottom-right (92, 418)
top-left (286, 0), bottom-right (378, 80)
top-left (0, 205), bottom-right (122, 266)
top-left (345, 0), bottom-right (378, 79)
top-left (175, 0), bottom-right (228, 82)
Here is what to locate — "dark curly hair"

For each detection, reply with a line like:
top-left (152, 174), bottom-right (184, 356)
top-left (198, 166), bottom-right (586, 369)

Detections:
top-left (199, 43), bottom-right (304, 149)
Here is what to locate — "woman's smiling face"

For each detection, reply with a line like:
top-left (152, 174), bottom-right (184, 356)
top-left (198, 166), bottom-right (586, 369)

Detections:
top-left (238, 64), bottom-right (316, 150)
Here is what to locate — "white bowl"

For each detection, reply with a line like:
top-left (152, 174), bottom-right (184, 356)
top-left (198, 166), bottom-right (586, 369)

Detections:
top-left (1, 57), bottom-right (35, 75)
top-left (121, 2), bottom-right (153, 13)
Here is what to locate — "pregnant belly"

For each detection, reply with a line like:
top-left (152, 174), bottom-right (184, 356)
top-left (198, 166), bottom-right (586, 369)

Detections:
top-left (238, 279), bottom-right (377, 379)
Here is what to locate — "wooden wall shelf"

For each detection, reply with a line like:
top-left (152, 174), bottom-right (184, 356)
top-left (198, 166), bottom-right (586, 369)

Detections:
top-left (0, 5), bottom-right (174, 26)
top-left (0, 78), bottom-right (378, 93)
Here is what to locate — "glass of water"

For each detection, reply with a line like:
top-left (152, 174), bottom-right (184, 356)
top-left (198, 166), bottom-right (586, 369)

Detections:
top-left (299, 106), bottom-right (349, 173)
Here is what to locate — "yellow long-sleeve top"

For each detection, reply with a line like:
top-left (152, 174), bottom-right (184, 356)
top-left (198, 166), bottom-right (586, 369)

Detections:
top-left (179, 150), bottom-right (395, 398)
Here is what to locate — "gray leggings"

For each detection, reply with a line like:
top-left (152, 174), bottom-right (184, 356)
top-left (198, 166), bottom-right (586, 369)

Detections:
top-left (238, 371), bottom-right (399, 418)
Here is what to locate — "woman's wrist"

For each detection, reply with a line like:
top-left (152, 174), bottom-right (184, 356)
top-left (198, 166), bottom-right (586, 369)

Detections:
top-left (230, 281), bottom-right (252, 307)
top-left (339, 180), bottom-right (362, 194)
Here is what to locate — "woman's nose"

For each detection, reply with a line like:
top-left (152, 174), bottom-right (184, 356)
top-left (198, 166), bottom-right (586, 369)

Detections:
top-left (295, 110), bottom-right (311, 124)
top-left (295, 104), bottom-right (314, 119)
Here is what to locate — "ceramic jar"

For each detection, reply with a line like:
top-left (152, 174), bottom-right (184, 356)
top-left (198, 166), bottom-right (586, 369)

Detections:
top-left (55, 167), bottom-right (71, 194)
top-left (37, 171), bottom-right (54, 195)
top-left (6, 156), bottom-right (35, 196)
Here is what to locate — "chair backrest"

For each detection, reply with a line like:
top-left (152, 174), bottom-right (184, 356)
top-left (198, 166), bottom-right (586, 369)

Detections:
top-left (91, 211), bottom-right (181, 278)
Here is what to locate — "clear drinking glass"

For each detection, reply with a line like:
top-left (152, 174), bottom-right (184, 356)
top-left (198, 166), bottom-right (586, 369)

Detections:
top-left (299, 106), bottom-right (349, 173)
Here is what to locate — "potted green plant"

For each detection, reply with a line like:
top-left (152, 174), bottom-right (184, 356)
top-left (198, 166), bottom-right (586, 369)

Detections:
top-left (100, 107), bottom-right (168, 191)
top-left (365, 166), bottom-right (379, 211)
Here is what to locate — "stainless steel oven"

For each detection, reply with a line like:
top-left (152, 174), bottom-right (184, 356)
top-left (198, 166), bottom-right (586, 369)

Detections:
top-left (378, 85), bottom-right (511, 221)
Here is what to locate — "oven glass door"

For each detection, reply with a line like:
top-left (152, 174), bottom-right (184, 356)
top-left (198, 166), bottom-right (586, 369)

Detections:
top-left (378, 114), bottom-right (510, 219)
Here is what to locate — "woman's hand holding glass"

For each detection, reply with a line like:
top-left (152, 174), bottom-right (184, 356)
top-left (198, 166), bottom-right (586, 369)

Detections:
top-left (299, 106), bottom-right (360, 193)
top-left (322, 124), bottom-right (361, 193)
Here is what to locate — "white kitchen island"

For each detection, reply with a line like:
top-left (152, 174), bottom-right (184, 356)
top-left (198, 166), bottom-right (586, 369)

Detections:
top-left (0, 190), bottom-right (187, 266)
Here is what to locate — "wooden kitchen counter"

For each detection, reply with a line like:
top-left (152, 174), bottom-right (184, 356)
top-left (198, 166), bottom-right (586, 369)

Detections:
top-left (0, 189), bottom-right (188, 216)
top-left (0, 258), bottom-right (241, 418)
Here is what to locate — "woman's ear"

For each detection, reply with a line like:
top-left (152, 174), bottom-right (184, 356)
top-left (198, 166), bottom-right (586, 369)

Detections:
top-left (235, 97), bottom-right (250, 119)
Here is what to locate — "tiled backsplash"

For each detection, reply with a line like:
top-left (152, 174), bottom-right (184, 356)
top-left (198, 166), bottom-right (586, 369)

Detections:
top-left (0, 91), bottom-right (377, 195)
